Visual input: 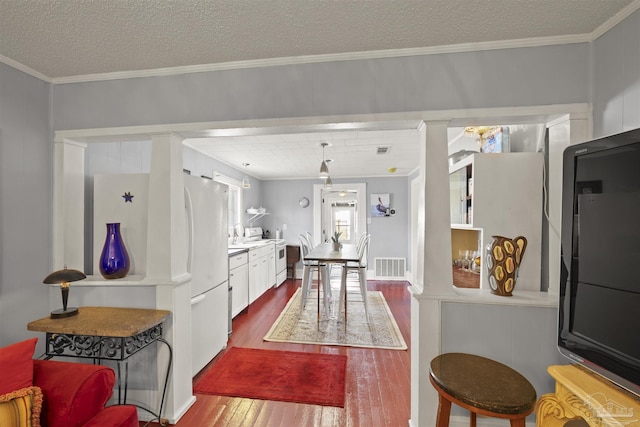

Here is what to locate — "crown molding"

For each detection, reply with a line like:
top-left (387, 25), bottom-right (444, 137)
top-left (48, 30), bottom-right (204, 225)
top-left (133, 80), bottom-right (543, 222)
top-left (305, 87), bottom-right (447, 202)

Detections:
top-left (0, 54), bottom-right (52, 83)
top-left (591, 0), bottom-right (640, 41)
top-left (50, 34), bottom-right (590, 85)
top-left (3, 1), bottom-right (639, 85)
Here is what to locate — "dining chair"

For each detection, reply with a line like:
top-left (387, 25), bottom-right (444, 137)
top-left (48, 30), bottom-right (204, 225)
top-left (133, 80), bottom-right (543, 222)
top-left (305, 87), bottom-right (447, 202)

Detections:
top-left (356, 232), bottom-right (369, 254)
top-left (298, 234), bottom-right (332, 316)
top-left (305, 231), bottom-right (315, 247)
top-left (339, 233), bottom-right (370, 318)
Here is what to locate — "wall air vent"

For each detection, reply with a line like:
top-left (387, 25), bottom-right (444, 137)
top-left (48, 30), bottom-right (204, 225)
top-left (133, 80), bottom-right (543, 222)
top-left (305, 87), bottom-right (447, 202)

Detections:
top-left (374, 257), bottom-right (406, 279)
top-left (376, 146), bottom-right (391, 155)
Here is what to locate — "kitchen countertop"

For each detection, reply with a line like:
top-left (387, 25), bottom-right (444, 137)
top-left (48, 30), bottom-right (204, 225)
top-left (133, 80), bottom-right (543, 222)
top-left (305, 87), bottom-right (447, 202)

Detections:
top-left (228, 238), bottom-right (286, 256)
top-left (228, 247), bottom-right (249, 256)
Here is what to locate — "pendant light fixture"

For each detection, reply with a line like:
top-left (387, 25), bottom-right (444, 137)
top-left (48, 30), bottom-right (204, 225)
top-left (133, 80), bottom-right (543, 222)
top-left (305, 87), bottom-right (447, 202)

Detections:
top-left (324, 175), bottom-right (333, 189)
top-left (241, 163), bottom-right (251, 189)
top-left (319, 142), bottom-right (330, 179)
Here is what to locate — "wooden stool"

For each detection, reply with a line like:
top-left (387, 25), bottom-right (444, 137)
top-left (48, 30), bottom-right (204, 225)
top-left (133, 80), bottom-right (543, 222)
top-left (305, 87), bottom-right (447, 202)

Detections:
top-left (429, 353), bottom-right (536, 427)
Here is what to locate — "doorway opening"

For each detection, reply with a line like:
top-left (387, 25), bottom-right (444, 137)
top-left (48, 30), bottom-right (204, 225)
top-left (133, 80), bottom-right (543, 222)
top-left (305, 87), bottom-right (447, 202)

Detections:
top-left (313, 183), bottom-right (367, 246)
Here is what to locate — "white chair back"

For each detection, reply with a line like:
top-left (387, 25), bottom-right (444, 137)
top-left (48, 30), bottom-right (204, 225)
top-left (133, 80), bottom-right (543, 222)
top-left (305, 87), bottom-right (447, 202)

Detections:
top-left (357, 234), bottom-right (370, 268)
top-left (305, 232), bottom-right (315, 247)
top-left (356, 232), bottom-right (369, 254)
top-left (299, 234), bottom-right (315, 265)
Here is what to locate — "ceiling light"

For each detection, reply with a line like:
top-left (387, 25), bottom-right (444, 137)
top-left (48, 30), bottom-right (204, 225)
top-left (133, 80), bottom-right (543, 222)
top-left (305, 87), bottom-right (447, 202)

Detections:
top-left (324, 176), bottom-right (333, 189)
top-left (464, 126), bottom-right (497, 152)
top-left (388, 167), bottom-right (397, 173)
top-left (319, 142), bottom-right (330, 179)
top-left (241, 163), bottom-right (251, 189)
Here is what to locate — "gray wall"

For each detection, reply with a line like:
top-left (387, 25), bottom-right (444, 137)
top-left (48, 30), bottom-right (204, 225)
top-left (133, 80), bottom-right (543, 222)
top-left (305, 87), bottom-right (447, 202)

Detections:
top-left (0, 63), bottom-right (52, 348)
top-left (592, 9), bottom-right (640, 137)
top-left (52, 43), bottom-right (590, 131)
top-left (441, 302), bottom-right (565, 421)
top-left (262, 175), bottom-right (410, 269)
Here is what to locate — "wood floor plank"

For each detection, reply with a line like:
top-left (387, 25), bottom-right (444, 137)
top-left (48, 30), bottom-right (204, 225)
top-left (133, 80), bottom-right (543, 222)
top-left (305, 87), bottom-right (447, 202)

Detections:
top-left (146, 279), bottom-right (411, 427)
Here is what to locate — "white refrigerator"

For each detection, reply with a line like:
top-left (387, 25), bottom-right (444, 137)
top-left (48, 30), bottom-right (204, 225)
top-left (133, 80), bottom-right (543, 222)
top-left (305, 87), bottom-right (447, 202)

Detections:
top-left (184, 174), bottom-right (229, 376)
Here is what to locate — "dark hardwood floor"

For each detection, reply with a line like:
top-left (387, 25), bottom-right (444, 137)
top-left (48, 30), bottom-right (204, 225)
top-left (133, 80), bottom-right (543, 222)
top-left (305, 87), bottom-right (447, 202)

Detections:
top-left (149, 278), bottom-right (412, 427)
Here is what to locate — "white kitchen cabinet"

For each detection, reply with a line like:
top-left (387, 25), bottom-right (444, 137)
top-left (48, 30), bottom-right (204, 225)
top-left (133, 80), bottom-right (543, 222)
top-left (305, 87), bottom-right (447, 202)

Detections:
top-left (267, 251), bottom-right (276, 288)
top-left (247, 243), bottom-right (275, 304)
top-left (449, 153), bottom-right (544, 292)
top-left (248, 254), bottom-right (261, 305)
top-left (229, 252), bottom-right (249, 317)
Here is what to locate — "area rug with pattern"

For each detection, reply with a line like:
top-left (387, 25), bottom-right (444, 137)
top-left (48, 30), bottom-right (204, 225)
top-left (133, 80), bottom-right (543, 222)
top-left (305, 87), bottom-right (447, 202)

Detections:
top-left (263, 287), bottom-right (407, 350)
top-left (193, 346), bottom-right (347, 407)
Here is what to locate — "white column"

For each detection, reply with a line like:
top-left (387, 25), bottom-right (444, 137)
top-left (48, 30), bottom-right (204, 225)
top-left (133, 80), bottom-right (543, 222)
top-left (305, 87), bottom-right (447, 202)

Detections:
top-left (146, 133), bottom-right (194, 423)
top-left (146, 133), bottom-right (188, 281)
top-left (410, 120), bottom-right (455, 427)
top-left (52, 137), bottom-right (87, 271)
top-left (546, 113), bottom-right (590, 295)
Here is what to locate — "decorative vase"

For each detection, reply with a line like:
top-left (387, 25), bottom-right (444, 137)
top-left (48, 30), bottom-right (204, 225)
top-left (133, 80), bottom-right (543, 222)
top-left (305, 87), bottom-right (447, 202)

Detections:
top-left (485, 235), bottom-right (527, 296)
top-left (332, 241), bottom-right (341, 251)
top-left (99, 223), bottom-right (130, 279)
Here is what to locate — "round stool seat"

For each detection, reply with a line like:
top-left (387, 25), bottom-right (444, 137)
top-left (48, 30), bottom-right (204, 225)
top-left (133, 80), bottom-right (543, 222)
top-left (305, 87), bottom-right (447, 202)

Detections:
top-left (429, 353), bottom-right (536, 426)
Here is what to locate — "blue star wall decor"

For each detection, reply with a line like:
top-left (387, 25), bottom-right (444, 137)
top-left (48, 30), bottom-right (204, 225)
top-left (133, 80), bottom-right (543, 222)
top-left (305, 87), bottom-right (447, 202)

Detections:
top-left (122, 192), bottom-right (134, 202)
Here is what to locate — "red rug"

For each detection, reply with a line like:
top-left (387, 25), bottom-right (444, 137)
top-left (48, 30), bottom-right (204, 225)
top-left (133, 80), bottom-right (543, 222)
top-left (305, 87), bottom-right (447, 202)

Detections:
top-left (193, 347), bottom-right (347, 407)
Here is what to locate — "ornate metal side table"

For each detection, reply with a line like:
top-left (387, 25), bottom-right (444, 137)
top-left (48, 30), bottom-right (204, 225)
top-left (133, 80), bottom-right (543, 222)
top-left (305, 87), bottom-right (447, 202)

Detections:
top-left (28, 306), bottom-right (172, 425)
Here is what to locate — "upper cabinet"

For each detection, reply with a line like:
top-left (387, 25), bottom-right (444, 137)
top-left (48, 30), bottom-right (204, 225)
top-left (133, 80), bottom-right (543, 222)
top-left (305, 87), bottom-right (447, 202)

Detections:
top-left (449, 153), bottom-right (544, 291)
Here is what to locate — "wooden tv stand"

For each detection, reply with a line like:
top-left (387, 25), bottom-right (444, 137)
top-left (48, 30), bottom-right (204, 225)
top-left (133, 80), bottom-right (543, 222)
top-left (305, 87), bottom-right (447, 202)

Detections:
top-left (536, 364), bottom-right (640, 426)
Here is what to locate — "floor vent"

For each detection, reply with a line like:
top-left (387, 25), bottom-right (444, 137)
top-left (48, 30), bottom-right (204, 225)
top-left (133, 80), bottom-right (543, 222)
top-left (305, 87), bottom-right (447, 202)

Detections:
top-left (374, 258), bottom-right (406, 280)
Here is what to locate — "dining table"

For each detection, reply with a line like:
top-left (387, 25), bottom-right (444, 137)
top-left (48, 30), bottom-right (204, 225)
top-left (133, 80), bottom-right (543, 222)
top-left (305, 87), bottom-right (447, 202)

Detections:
top-left (303, 242), bottom-right (360, 328)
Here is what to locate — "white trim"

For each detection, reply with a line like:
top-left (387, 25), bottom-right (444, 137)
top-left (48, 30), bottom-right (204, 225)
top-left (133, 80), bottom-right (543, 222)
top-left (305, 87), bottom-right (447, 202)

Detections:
top-left (591, 0), bottom-right (640, 41)
top-left (0, 54), bottom-right (52, 82)
top-left (54, 103), bottom-right (591, 142)
top-left (48, 34), bottom-right (591, 84)
top-left (211, 171), bottom-right (242, 188)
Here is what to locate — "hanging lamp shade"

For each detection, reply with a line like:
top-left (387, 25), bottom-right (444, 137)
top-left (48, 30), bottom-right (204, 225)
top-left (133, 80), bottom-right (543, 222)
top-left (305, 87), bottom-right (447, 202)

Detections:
top-left (319, 142), bottom-right (330, 179)
top-left (319, 161), bottom-right (329, 179)
top-left (242, 176), bottom-right (251, 189)
top-left (324, 176), bottom-right (333, 189)
top-left (241, 163), bottom-right (251, 189)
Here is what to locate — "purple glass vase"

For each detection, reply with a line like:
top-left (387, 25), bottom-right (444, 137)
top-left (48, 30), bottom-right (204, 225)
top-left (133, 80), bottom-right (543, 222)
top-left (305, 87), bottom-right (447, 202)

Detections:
top-left (99, 223), bottom-right (130, 279)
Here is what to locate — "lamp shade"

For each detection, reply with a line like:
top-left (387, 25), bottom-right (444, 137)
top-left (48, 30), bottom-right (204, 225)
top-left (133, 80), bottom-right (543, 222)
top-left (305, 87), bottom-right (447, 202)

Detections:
top-left (241, 163), bottom-right (251, 189)
top-left (319, 161), bottom-right (329, 178)
top-left (43, 268), bottom-right (86, 284)
top-left (324, 176), bottom-right (333, 189)
top-left (44, 267), bottom-right (86, 319)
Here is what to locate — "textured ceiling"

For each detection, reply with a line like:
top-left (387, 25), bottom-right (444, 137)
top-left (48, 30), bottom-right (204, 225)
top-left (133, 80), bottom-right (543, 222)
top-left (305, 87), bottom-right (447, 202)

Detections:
top-left (1, 0), bottom-right (637, 80)
top-left (2, 0), bottom-right (638, 180)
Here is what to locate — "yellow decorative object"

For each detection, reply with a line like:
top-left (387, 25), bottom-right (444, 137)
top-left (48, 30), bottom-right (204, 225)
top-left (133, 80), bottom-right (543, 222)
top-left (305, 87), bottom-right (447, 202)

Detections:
top-left (0, 386), bottom-right (43, 427)
top-left (486, 235), bottom-right (527, 296)
top-left (536, 365), bottom-right (640, 426)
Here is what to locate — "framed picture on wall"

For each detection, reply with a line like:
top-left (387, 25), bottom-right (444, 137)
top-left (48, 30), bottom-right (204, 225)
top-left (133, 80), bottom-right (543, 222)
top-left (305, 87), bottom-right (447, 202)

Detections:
top-left (371, 193), bottom-right (389, 217)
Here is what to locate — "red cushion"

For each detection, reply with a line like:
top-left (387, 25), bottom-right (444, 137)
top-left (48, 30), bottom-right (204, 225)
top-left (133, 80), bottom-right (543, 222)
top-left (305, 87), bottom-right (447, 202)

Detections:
top-left (82, 405), bottom-right (139, 427)
top-left (0, 338), bottom-right (37, 395)
top-left (33, 359), bottom-right (115, 427)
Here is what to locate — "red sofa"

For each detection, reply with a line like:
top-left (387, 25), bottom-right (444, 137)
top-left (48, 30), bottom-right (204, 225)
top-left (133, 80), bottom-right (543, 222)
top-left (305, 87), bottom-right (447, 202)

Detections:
top-left (33, 358), bottom-right (138, 427)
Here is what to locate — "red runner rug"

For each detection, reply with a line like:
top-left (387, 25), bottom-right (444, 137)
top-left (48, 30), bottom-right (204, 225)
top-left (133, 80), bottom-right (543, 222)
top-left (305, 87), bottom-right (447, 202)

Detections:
top-left (193, 347), bottom-right (347, 407)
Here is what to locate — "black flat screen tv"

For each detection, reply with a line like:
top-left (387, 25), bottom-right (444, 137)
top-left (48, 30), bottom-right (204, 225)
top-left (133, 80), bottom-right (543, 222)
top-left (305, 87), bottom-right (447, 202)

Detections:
top-left (559, 127), bottom-right (640, 397)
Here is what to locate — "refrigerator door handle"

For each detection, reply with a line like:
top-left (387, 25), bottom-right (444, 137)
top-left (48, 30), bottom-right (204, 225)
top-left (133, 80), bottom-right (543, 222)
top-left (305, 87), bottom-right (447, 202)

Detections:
top-left (190, 293), bottom-right (206, 305)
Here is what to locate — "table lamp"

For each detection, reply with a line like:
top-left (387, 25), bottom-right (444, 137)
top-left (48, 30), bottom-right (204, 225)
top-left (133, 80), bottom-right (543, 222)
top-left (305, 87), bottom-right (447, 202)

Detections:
top-left (43, 266), bottom-right (86, 318)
